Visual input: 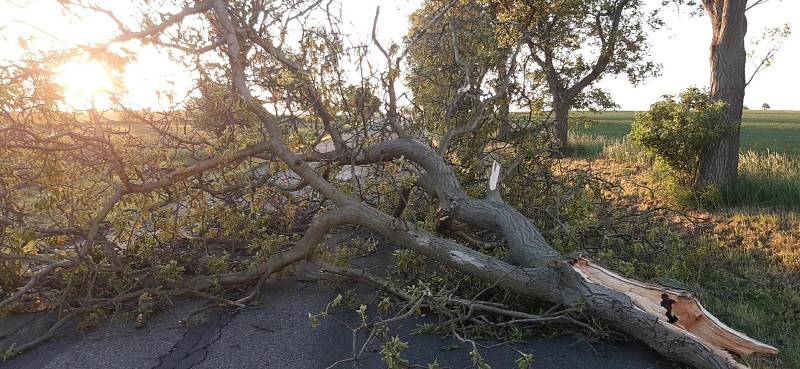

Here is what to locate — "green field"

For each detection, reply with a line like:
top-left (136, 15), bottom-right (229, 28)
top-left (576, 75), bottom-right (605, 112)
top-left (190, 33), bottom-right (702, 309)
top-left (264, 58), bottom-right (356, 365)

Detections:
top-left (572, 110), bottom-right (800, 156)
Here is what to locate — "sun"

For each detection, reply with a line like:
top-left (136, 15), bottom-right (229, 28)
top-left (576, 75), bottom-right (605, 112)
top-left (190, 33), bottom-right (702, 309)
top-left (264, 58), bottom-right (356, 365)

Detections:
top-left (54, 60), bottom-right (114, 110)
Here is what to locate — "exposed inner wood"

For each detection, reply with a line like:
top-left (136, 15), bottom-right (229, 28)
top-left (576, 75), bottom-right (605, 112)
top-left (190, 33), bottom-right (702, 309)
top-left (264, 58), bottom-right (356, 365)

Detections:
top-left (572, 257), bottom-right (779, 357)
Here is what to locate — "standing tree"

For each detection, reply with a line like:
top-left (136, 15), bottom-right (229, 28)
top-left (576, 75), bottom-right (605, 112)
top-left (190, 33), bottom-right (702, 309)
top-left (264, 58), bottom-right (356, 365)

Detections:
top-left (695, 0), bottom-right (787, 187)
top-left (695, 0), bottom-right (749, 187)
top-left (762, 102), bottom-right (771, 110)
top-left (493, 0), bottom-right (659, 148)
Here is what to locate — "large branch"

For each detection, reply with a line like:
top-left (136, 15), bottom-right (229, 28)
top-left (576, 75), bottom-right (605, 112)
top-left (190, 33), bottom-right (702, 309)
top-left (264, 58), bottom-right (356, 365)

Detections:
top-left (355, 138), bottom-right (559, 266)
top-left (210, 0), bottom-right (352, 206)
top-left (347, 138), bottom-right (776, 369)
top-left (186, 204), bottom-right (363, 289)
top-left (566, 0), bottom-right (630, 98)
top-left (345, 205), bottom-right (775, 369)
top-left (107, 0), bottom-right (214, 44)
top-left (201, 4), bottom-right (777, 368)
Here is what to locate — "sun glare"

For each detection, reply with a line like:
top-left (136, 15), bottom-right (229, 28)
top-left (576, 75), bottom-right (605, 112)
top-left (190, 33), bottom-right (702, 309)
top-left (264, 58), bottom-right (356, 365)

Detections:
top-left (54, 60), bottom-right (114, 110)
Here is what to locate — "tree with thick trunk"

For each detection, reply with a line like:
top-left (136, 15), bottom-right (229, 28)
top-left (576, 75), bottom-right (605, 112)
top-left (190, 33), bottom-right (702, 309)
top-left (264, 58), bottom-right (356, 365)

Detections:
top-left (696, 0), bottom-right (748, 187)
top-left (494, 0), bottom-right (659, 148)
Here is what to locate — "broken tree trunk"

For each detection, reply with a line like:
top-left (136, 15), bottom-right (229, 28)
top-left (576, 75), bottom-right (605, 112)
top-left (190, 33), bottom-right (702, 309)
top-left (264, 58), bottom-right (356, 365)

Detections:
top-left (342, 205), bottom-right (777, 369)
top-left (205, 7), bottom-right (778, 366)
top-left (347, 138), bottom-right (777, 369)
top-left (572, 258), bottom-right (778, 358)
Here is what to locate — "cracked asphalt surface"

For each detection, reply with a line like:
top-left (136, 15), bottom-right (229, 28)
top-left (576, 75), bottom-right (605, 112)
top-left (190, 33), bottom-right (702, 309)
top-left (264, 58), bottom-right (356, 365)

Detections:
top-left (152, 309), bottom-right (233, 369)
top-left (0, 236), bottom-right (680, 369)
top-left (0, 277), bottom-right (679, 369)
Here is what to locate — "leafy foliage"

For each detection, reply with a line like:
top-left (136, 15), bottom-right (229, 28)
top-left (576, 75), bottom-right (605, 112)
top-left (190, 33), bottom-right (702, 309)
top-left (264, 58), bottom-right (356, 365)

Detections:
top-left (631, 87), bottom-right (728, 184)
top-left (494, 0), bottom-right (659, 138)
top-left (406, 0), bottom-right (512, 135)
top-left (380, 336), bottom-right (410, 369)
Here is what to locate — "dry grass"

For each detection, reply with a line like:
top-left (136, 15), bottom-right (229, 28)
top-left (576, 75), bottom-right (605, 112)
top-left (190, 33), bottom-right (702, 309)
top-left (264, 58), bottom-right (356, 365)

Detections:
top-left (560, 141), bottom-right (800, 369)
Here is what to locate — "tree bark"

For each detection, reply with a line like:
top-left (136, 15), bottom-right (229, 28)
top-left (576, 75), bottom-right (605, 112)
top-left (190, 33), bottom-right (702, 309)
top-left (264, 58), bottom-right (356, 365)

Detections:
top-left (496, 63), bottom-right (512, 139)
top-left (696, 0), bottom-right (747, 187)
top-left (553, 96), bottom-right (570, 149)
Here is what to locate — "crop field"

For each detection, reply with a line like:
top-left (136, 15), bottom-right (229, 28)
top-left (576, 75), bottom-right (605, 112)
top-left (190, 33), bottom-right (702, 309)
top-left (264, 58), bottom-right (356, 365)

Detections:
top-left (571, 110), bottom-right (800, 157)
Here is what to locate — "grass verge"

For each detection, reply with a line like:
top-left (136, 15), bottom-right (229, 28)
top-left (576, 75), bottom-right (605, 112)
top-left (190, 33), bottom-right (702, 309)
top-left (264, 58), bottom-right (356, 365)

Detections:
top-left (560, 131), bottom-right (800, 368)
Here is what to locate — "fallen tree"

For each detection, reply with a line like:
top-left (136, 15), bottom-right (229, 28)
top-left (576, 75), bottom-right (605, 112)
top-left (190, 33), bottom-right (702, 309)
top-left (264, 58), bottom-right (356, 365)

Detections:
top-left (0, 1), bottom-right (777, 368)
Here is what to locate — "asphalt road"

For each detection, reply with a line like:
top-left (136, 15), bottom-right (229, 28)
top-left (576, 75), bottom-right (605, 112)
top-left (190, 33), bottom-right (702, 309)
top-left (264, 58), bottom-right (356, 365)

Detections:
top-left (0, 275), bottom-right (678, 369)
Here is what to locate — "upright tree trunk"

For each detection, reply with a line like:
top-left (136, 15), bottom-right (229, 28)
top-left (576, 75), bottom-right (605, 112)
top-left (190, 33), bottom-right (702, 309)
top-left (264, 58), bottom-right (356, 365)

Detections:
top-left (496, 63), bottom-right (512, 139)
top-left (497, 97), bottom-right (511, 139)
top-left (553, 97), bottom-right (570, 149)
top-left (696, 0), bottom-right (747, 187)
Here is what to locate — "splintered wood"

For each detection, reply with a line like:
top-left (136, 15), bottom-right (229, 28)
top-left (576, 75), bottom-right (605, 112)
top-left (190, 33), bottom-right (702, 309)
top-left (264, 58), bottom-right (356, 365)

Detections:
top-left (571, 257), bottom-right (779, 357)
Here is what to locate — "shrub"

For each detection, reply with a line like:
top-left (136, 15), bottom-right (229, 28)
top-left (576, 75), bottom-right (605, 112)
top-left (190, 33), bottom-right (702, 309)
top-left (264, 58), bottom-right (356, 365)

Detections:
top-left (630, 87), bottom-right (728, 184)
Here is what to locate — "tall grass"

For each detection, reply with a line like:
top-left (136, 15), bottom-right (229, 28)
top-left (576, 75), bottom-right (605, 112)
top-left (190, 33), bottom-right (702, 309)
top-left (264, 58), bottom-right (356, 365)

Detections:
top-left (601, 136), bottom-right (652, 165)
top-left (588, 134), bottom-right (800, 209)
top-left (565, 133), bottom-right (649, 165)
top-left (725, 150), bottom-right (800, 208)
top-left (562, 133), bottom-right (609, 158)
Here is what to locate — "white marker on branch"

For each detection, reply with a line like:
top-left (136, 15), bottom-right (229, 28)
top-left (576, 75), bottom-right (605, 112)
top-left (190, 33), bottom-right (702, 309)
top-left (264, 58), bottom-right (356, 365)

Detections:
top-left (489, 160), bottom-right (501, 191)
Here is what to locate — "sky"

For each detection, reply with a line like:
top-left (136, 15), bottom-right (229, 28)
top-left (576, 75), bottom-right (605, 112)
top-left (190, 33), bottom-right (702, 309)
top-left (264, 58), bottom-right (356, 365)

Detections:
top-left (598, 0), bottom-right (800, 111)
top-left (0, 0), bottom-right (195, 109)
top-left (1, 0), bottom-right (798, 111)
top-left (347, 0), bottom-right (800, 111)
